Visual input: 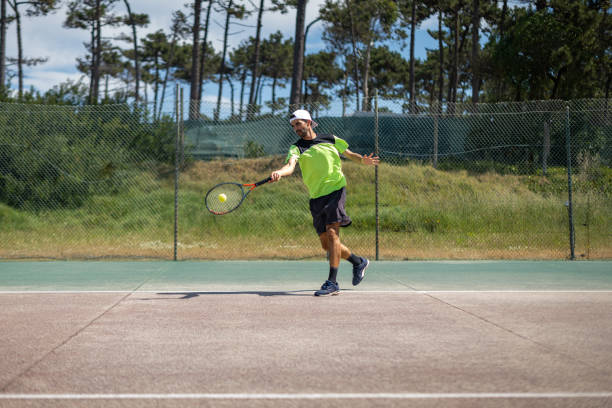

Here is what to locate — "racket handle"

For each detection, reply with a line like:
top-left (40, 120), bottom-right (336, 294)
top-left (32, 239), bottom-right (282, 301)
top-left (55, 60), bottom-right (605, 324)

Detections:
top-left (254, 177), bottom-right (272, 187)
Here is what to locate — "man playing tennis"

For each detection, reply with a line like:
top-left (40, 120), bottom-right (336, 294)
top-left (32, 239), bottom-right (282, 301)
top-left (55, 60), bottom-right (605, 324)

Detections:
top-left (270, 109), bottom-right (379, 296)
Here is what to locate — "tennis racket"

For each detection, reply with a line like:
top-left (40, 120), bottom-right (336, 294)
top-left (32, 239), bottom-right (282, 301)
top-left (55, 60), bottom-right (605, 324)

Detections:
top-left (205, 177), bottom-right (272, 215)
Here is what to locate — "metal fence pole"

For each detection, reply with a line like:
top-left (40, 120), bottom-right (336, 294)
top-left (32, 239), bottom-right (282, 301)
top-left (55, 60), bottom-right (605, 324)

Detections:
top-left (565, 105), bottom-right (576, 260)
top-left (542, 118), bottom-right (550, 176)
top-left (374, 89), bottom-right (380, 261)
top-left (432, 101), bottom-right (439, 169)
top-left (174, 85), bottom-right (181, 261)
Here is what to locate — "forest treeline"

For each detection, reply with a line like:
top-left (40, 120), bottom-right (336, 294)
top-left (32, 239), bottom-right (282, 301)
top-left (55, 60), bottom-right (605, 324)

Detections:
top-left (0, 0), bottom-right (609, 119)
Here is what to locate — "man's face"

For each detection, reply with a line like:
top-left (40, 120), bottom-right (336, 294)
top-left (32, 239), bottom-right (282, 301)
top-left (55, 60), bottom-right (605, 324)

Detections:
top-left (291, 119), bottom-right (310, 138)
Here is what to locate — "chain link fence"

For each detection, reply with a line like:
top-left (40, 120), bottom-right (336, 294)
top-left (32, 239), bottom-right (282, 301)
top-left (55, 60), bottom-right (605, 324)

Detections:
top-left (1, 96), bottom-right (610, 260)
top-left (0, 103), bottom-right (177, 259)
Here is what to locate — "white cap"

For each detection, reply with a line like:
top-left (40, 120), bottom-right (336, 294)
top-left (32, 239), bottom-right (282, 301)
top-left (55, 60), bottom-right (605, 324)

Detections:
top-left (290, 109), bottom-right (318, 128)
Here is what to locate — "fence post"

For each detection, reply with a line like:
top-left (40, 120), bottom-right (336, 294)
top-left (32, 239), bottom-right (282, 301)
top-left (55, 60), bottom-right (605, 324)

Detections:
top-left (180, 95), bottom-right (185, 167)
top-left (174, 85), bottom-right (182, 261)
top-left (542, 118), bottom-right (550, 176)
top-left (374, 89), bottom-right (380, 261)
top-left (433, 101), bottom-right (439, 169)
top-left (565, 104), bottom-right (575, 260)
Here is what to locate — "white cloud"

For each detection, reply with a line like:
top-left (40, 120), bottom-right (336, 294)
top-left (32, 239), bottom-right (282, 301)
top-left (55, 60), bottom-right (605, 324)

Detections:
top-left (4, 0), bottom-right (434, 95)
top-left (6, 8), bottom-right (84, 76)
top-left (20, 71), bottom-right (85, 94)
top-left (419, 14), bottom-right (439, 32)
top-left (202, 94), bottom-right (231, 105)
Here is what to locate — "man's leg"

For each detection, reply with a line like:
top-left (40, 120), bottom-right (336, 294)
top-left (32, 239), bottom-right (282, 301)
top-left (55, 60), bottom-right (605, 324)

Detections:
top-left (319, 225), bottom-right (367, 285)
top-left (325, 224), bottom-right (341, 260)
top-left (321, 223), bottom-right (349, 263)
top-left (313, 226), bottom-right (341, 296)
top-left (312, 224), bottom-right (344, 296)
top-left (319, 230), bottom-right (351, 260)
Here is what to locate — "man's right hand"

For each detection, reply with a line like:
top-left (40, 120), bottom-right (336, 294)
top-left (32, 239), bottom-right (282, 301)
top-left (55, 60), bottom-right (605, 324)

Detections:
top-left (270, 171), bottom-right (282, 182)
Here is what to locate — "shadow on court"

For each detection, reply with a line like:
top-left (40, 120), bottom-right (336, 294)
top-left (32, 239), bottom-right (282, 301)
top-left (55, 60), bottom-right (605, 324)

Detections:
top-left (151, 290), bottom-right (315, 299)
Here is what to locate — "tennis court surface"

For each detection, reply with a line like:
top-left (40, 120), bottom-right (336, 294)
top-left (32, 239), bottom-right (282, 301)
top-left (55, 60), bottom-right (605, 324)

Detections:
top-left (1, 260), bottom-right (611, 407)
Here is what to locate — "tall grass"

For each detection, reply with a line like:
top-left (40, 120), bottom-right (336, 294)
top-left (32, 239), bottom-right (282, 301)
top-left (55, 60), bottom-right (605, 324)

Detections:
top-left (1, 157), bottom-right (610, 259)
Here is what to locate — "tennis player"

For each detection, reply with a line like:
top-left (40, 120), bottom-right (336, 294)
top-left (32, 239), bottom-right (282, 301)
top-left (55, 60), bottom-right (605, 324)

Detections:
top-left (270, 109), bottom-right (379, 296)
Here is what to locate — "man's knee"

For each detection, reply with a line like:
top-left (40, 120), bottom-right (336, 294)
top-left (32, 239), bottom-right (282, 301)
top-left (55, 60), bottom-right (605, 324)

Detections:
top-left (326, 223), bottom-right (340, 236)
top-left (325, 224), bottom-right (341, 248)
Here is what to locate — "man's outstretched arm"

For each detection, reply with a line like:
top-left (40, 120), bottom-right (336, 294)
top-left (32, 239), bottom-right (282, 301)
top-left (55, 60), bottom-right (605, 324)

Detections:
top-left (270, 156), bottom-right (298, 182)
top-left (342, 149), bottom-right (380, 166)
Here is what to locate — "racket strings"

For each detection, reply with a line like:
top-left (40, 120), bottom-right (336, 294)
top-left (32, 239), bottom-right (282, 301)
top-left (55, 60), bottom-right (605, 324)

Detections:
top-left (206, 183), bottom-right (244, 214)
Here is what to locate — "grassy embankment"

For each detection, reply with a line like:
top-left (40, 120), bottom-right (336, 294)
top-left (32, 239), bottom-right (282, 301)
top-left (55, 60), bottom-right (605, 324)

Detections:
top-left (1, 157), bottom-right (610, 259)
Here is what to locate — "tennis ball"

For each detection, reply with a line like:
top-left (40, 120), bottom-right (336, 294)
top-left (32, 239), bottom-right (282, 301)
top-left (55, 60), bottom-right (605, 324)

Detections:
top-left (218, 193), bottom-right (227, 203)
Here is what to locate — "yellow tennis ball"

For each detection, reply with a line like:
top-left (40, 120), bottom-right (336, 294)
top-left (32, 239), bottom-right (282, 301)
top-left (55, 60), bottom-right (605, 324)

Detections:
top-left (218, 193), bottom-right (227, 203)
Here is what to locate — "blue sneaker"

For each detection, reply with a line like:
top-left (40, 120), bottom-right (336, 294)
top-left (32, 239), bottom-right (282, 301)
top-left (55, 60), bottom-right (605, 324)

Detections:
top-left (352, 257), bottom-right (369, 286)
top-left (314, 280), bottom-right (340, 296)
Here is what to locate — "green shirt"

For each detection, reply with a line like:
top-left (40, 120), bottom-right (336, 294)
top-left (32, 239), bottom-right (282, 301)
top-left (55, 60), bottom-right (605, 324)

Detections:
top-left (286, 133), bottom-right (349, 199)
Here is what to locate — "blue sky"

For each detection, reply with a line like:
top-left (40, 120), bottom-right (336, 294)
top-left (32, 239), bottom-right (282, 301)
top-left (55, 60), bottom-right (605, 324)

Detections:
top-left (6, 0), bottom-right (440, 110)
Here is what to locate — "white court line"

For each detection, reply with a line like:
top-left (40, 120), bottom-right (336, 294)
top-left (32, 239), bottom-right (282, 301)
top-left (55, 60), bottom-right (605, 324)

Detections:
top-left (352, 290), bottom-right (612, 294)
top-left (0, 392), bottom-right (611, 400)
top-left (1, 290), bottom-right (612, 294)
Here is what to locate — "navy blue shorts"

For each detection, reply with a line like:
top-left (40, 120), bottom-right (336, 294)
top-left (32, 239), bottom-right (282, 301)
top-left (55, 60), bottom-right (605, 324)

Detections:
top-left (309, 187), bottom-right (352, 235)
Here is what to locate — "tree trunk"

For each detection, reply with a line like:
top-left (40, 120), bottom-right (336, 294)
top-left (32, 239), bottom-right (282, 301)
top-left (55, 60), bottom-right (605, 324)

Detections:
top-left (96, 0), bottom-right (103, 103)
top-left (158, 30), bottom-right (177, 121)
top-left (500, 0), bottom-right (507, 37)
top-left (0, 0), bottom-right (6, 96)
top-left (535, 0), bottom-right (546, 11)
top-left (289, 0), bottom-right (306, 108)
top-left (471, 0), bottom-right (480, 104)
top-left (257, 77), bottom-right (264, 105)
top-left (409, 0), bottom-right (416, 113)
top-left (550, 66), bottom-right (566, 99)
top-left (15, 6), bottom-right (23, 99)
top-left (226, 72), bottom-right (234, 117)
top-left (248, 0), bottom-right (264, 117)
top-left (190, 0), bottom-right (202, 119)
top-left (437, 6), bottom-right (444, 109)
top-left (271, 75), bottom-right (277, 114)
top-left (446, 19), bottom-right (453, 102)
top-left (447, 7), bottom-right (458, 109)
top-left (7, 0), bottom-right (25, 98)
top-left (361, 30), bottom-right (372, 111)
top-left (255, 70), bottom-right (263, 103)
top-left (91, 0), bottom-right (102, 104)
top-left (239, 69), bottom-right (246, 118)
top-left (452, 10), bottom-right (458, 103)
top-left (498, 0), bottom-right (508, 99)
top-left (123, 0), bottom-right (140, 106)
top-left (153, 51), bottom-right (160, 118)
top-left (346, 0), bottom-right (360, 111)
top-left (215, 0), bottom-right (233, 121)
top-left (89, 24), bottom-right (96, 103)
top-left (302, 17), bottom-right (320, 99)
top-left (198, 0), bottom-right (213, 109)
top-left (342, 71), bottom-right (348, 116)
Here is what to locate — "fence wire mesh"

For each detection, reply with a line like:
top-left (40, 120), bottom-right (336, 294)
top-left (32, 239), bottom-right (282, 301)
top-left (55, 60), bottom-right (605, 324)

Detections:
top-left (0, 103), bottom-right (177, 259)
top-left (1, 98), bottom-right (610, 260)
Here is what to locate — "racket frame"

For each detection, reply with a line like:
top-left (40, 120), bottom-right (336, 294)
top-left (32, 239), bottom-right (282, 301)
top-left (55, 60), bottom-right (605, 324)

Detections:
top-left (205, 176), bottom-right (271, 215)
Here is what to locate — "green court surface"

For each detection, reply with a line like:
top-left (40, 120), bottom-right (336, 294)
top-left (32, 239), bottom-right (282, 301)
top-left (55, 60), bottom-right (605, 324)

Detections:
top-left (0, 260), bottom-right (611, 292)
